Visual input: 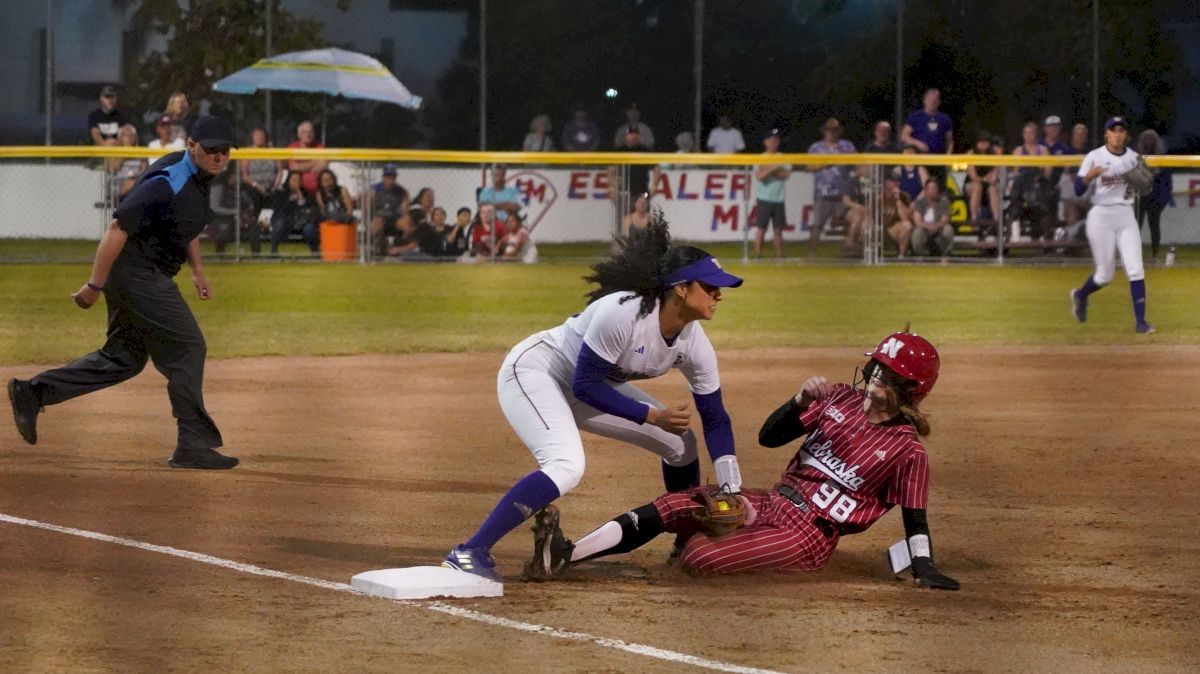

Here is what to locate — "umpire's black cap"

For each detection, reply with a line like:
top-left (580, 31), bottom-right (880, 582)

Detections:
top-left (189, 115), bottom-right (238, 150)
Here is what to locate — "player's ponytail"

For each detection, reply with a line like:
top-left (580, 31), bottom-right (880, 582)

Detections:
top-left (899, 402), bottom-right (931, 436)
top-left (584, 211), bottom-right (674, 317)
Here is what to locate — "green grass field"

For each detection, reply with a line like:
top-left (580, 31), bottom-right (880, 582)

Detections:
top-left (1, 259), bottom-right (1195, 366)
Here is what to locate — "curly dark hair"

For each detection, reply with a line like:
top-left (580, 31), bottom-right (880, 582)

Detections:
top-left (584, 212), bottom-right (714, 317)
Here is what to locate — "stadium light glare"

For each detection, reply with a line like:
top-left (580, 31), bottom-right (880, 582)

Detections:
top-left (604, 88), bottom-right (619, 99)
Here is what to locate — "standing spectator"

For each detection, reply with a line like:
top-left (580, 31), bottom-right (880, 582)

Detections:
top-left (621, 192), bottom-right (651, 238)
top-left (674, 131), bottom-right (696, 153)
top-left (315, 169), bottom-right (355, 224)
top-left (163, 92), bottom-right (191, 144)
top-left (901, 88), bottom-right (954, 184)
top-left (478, 165), bottom-right (522, 222)
top-left (612, 104), bottom-right (654, 149)
top-left (752, 128), bottom-right (790, 258)
top-left (965, 130), bottom-right (1001, 223)
top-left (88, 85), bottom-right (125, 146)
top-left (468, 203), bottom-right (504, 257)
top-left (706, 115), bottom-right (746, 154)
top-left (270, 172), bottom-right (319, 254)
top-left (523, 114), bottom-right (555, 152)
top-left (415, 187), bottom-right (436, 215)
top-left (287, 120), bottom-right (328, 195)
top-left (147, 115), bottom-right (184, 160)
top-left (499, 214), bottom-right (538, 263)
top-left (1062, 123), bottom-right (1093, 227)
top-left (443, 207), bottom-right (472, 258)
top-left (805, 117), bottom-right (857, 258)
top-left (561, 105), bottom-right (601, 151)
top-left (368, 164), bottom-right (410, 249)
top-left (895, 145), bottom-right (928, 200)
top-left (1009, 121), bottom-right (1055, 240)
top-left (881, 175), bottom-right (915, 257)
top-left (111, 124), bottom-right (147, 202)
top-left (613, 126), bottom-right (654, 199)
top-left (239, 127), bottom-right (281, 216)
top-left (911, 179), bottom-right (954, 258)
top-left (863, 120), bottom-right (900, 154)
top-left (1136, 129), bottom-right (1173, 261)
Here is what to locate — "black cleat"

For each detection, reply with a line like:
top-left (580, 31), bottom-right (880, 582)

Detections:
top-left (523, 505), bottom-right (574, 582)
top-left (168, 447), bottom-right (239, 470)
top-left (8, 379), bottom-right (41, 445)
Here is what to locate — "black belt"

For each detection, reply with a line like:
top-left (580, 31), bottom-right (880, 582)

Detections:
top-left (776, 484), bottom-right (838, 538)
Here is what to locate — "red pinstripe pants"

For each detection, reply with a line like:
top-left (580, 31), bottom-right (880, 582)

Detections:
top-left (653, 488), bottom-right (839, 573)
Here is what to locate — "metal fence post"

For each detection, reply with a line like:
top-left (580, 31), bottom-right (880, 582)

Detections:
top-left (997, 167), bottom-right (1006, 265)
top-left (741, 166), bottom-right (751, 263)
top-left (234, 160), bottom-right (242, 263)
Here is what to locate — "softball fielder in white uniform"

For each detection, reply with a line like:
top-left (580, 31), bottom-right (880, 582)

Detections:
top-left (445, 221), bottom-right (745, 582)
top-left (1070, 116), bottom-right (1155, 334)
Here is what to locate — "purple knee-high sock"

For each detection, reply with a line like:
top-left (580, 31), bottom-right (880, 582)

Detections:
top-left (1078, 275), bottom-right (1103, 298)
top-left (464, 470), bottom-right (560, 551)
top-left (1130, 279), bottom-right (1147, 324)
top-left (661, 459), bottom-right (700, 492)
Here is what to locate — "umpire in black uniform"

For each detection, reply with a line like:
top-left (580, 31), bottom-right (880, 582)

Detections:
top-left (8, 115), bottom-right (239, 469)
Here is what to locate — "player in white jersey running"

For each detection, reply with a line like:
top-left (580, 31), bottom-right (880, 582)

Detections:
top-left (1070, 116), bottom-right (1155, 334)
top-left (444, 217), bottom-right (746, 582)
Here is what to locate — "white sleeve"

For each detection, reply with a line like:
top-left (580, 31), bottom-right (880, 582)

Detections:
top-left (705, 130), bottom-right (716, 150)
top-left (734, 131), bottom-right (746, 151)
top-left (1077, 151), bottom-right (1094, 178)
top-left (581, 296), bottom-right (637, 363)
top-left (677, 325), bottom-right (721, 394)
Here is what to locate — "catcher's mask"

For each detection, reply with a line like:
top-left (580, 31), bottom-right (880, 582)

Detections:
top-left (855, 326), bottom-right (941, 404)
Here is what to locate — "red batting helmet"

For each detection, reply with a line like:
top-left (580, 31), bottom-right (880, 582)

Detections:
top-left (865, 328), bottom-right (940, 403)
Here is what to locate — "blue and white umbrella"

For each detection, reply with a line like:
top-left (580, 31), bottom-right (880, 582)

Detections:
top-left (213, 47), bottom-right (422, 109)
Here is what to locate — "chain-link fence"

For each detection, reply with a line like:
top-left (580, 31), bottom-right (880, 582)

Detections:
top-left (1, 148), bottom-right (1196, 264)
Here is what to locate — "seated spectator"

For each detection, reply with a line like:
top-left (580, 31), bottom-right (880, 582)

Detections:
top-left (270, 171), bottom-right (319, 254)
top-left (674, 131), bottom-right (695, 153)
top-left (499, 214), bottom-right (538, 263)
top-left (1040, 115), bottom-right (1071, 189)
top-left (622, 192), bottom-right (651, 238)
top-left (613, 125), bottom-right (655, 199)
top-left (706, 115), bottom-right (745, 154)
top-left (911, 179), bottom-right (954, 258)
top-left (478, 165), bottom-right (522, 222)
top-left (468, 203), bottom-right (504, 258)
top-left (1008, 121), bottom-right (1055, 240)
top-left (163, 91), bottom-right (191, 143)
top-left (840, 168), bottom-right (869, 255)
top-left (240, 127), bottom-right (281, 216)
top-left (111, 124), bottom-right (147, 202)
top-left (1062, 123), bottom-right (1092, 227)
top-left (369, 164), bottom-right (410, 248)
top-left (288, 120), bottom-right (327, 195)
top-left (315, 169), bottom-right (355, 224)
top-left (612, 104), bottom-right (654, 149)
top-left (383, 207), bottom-right (445, 260)
top-left (965, 130), bottom-right (1001, 223)
top-left (880, 176), bottom-right (914, 257)
top-left (88, 85), bottom-right (125, 146)
top-left (523, 114), bottom-right (555, 152)
top-left (443, 206), bottom-right (472, 258)
top-left (894, 145), bottom-right (927, 200)
top-left (209, 167), bottom-right (262, 256)
top-left (429, 206), bottom-right (452, 256)
top-left (805, 117), bottom-right (857, 257)
top-left (561, 105), bottom-right (601, 151)
top-left (414, 187), bottom-right (436, 215)
top-left (863, 120), bottom-right (899, 154)
top-left (147, 115), bottom-right (184, 161)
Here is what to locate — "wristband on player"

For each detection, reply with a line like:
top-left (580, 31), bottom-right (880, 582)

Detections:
top-left (86, 282), bottom-right (104, 292)
top-left (713, 455), bottom-right (742, 493)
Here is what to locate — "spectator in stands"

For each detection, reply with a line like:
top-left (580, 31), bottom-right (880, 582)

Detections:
top-left (895, 145), bottom-right (928, 200)
top-left (752, 128), bottom-right (790, 258)
top-left (369, 164), bottom-right (410, 250)
top-left (240, 127), bottom-right (281, 216)
top-left (1040, 115), bottom-right (1071, 187)
top-left (840, 168), bottom-right (870, 255)
top-left (806, 117), bottom-right (857, 258)
top-left (1009, 120), bottom-right (1055, 240)
top-left (111, 124), bottom-right (147, 202)
top-left (415, 187), bottom-right (436, 216)
top-left (316, 169), bottom-right (355, 225)
top-left (612, 104), bottom-right (654, 149)
top-left (163, 92), bottom-right (190, 143)
top-left (965, 130), bottom-right (1001, 223)
top-left (621, 192), bottom-right (651, 238)
top-left (1137, 129), bottom-right (1173, 261)
top-left (613, 125), bottom-right (654, 198)
top-left (499, 213), bottom-right (538, 263)
top-left (209, 166), bottom-right (262, 256)
top-left (864, 120), bottom-right (899, 154)
top-left (1068, 123), bottom-right (1089, 154)
top-left (561, 105), bottom-right (601, 151)
top-left (674, 131), bottom-right (696, 153)
top-left (478, 165), bottom-right (522, 222)
top-left (288, 120), bottom-right (328, 195)
top-left (523, 114), bottom-right (555, 152)
top-left (270, 171), bottom-right (319, 254)
top-left (88, 85), bottom-right (125, 146)
top-left (881, 175), bottom-right (914, 257)
top-left (706, 115), bottom-right (746, 154)
top-left (469, 203), bottom-right (504, 258)
top-left (443, 207), bottom-right (471, 258)
top-left (383, 207), bottom-right (445, 259)
top-left (911, 179), bottom-right (954, 258)
top-left (147, 115), bottom-right (184, 160)
top-left (1062, 123), bottom-right (1093, 228)
top-left (901, 88), bottom-right (954, 184)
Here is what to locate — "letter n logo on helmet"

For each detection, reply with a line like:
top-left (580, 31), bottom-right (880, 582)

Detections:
top-left (879, 337), bottom-right (905, 359)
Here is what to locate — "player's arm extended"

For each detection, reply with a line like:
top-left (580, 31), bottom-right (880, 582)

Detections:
top-left (758, 396), bottom-right (808, 448)
top-left (692, 389), bottom-right (741, 492)
top-left (902, 507), bottom-right (960, 590)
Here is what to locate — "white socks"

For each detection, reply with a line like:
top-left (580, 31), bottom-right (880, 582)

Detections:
top-left (571, 520), bottom-right (623, 561)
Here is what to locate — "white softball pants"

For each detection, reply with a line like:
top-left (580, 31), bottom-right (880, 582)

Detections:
top-left (1086, 204), bottom-right (1144, 284)
top-left (497, 335), bottom-right (698, 495)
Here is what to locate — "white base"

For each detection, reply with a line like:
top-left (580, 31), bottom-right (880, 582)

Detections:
top-left (351, 566), bottom-right (503, 600)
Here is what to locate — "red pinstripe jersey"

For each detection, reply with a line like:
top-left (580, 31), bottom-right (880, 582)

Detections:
top-left (777, 384), bottom-right (929, 534)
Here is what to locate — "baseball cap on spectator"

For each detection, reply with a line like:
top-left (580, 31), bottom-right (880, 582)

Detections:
top-left (155, 115), bottom-right (172, 127)
top-left (189, 115), bottom-right (238, 150)
top-left (764, 127), bottom-right (783, 139)
top-left (382, 164), bottom-right (398, 177)
top-left (1104, 116), bottom-right (1129, 131)
top-left (100, 85), bottom-right (117, 98)
top-left (1044, 115), bottom-right (1062, 127)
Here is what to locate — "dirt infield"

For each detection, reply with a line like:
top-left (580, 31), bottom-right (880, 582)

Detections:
top-left (2, 346), bottom-right (1197, 673)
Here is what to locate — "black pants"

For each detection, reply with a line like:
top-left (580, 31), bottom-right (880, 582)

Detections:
top-left (30, 264), bottom-right (223, 451)
top-left (1137, 200), bottom-right (1165, 257)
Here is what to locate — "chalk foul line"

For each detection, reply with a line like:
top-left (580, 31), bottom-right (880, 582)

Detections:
top-left (0, 512), bottom-right (784, 674)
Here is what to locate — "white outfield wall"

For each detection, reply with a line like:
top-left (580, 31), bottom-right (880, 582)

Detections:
top-left (2, 162), bottom-right (1198, 244)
